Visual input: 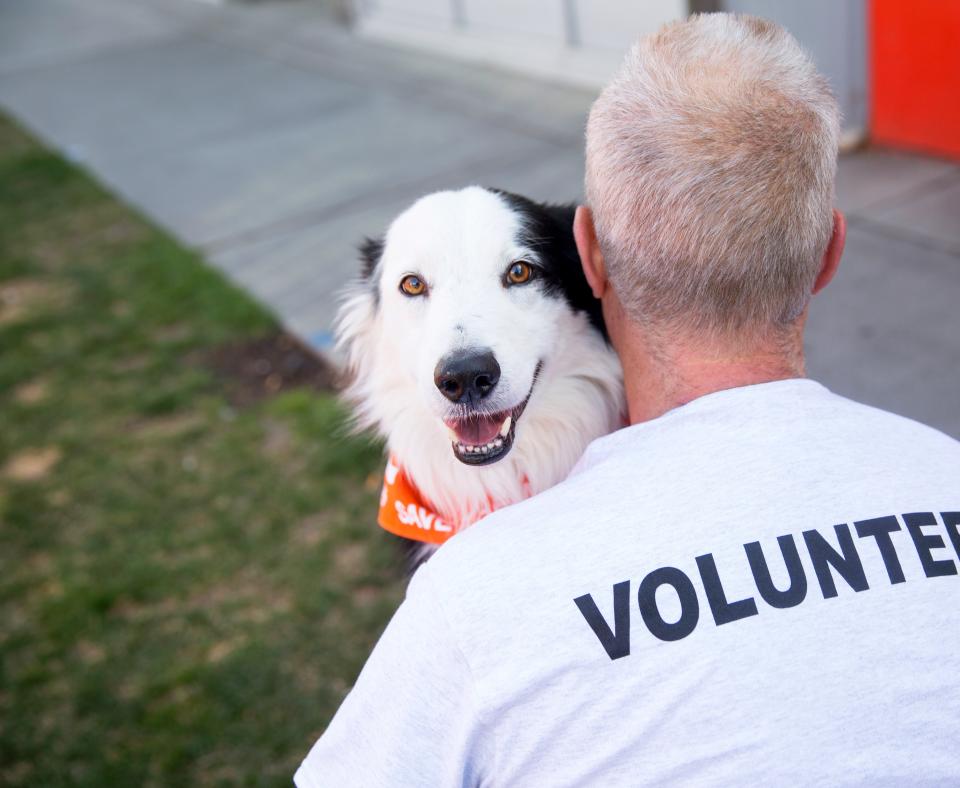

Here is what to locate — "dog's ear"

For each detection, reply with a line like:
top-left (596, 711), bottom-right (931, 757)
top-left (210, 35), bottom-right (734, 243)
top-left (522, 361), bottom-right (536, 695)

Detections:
top-left (523, 200), bottom-right (608, 339)
top-left (358, 236), bottom-right (385, 284)
top-left (538, 202), bottom-right (577, 241)
top-left (334, 237), bottom-right (384, 431)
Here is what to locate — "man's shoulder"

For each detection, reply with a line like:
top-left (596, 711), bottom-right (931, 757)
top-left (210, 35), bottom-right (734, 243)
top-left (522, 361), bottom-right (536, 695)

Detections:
top-left (413, 474), bottom-right (601, 667)
top-left (439, 472), bottom-right (586, 561)
top-left (430, 386), bottom-right (960, 567)
top-left (420, 469), bottom-right (598, 603)
top-left (675, 378), bottom-right (959, 458)
top-left (425, 381), bottom-right (960, 575)
top-left (818, 388), bottom-right (960, 450)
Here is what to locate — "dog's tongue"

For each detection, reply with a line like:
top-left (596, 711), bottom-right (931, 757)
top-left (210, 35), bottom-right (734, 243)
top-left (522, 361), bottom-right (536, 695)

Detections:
top-left (446, 414), bottom-right (503, 446)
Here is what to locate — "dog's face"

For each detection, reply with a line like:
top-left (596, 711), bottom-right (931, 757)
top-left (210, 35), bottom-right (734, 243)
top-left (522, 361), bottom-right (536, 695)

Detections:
top-left (338, 186), bottom-right (611, 472)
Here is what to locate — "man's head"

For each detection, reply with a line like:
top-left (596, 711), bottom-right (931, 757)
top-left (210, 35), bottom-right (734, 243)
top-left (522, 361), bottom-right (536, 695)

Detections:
top-left (576, 13), bottom-right (844, 356)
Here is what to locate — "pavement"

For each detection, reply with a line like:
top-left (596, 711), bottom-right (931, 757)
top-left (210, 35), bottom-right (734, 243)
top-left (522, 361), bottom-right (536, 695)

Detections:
top-left (1, 0), bottom-right (958, 438)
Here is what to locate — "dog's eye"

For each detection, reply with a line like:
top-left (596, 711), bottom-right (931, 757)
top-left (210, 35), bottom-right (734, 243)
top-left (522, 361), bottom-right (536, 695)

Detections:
top-left (399, 274), bottom-right (427, 297)
top-left (506, 261), bottom-right (533, 286)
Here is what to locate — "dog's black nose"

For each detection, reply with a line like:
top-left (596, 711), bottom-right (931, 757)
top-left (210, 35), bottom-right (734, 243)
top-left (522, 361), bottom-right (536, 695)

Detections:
top-left (434, 350), bottom-right (500, 403)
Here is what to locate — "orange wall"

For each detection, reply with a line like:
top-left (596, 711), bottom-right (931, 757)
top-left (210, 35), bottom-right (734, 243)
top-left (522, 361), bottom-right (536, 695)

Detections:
top-left (871, 0), bottom-right (960, 159)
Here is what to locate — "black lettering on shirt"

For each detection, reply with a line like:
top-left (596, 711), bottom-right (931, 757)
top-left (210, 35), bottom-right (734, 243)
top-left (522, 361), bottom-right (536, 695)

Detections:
top-left (572, 508), bottom-right (958, 662)
top-left (744, 535), bottom-right (807, 608)
top-left (855, 515), bottom-right (906, 584)
top-left (696, 553), bottom-right (758, 625)
top-left (574, 581), bottom-right (631, 660)
top-left (637, 567), bottom-right (699, 642)
top-left (904, 512), bottom-right (958, 578)
top-left (802, 524), bottom-right (869, 598)
top-left (943, 511), bottom-right (960, 561)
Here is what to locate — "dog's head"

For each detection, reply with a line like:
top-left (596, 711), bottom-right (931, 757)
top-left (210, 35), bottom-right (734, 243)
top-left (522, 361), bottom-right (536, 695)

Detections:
top-left (337, 186), bottom-right (620, 478)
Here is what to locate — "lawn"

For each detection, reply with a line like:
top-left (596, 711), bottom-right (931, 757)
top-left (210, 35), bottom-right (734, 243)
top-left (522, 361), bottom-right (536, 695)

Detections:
top-left (0, 114), bottom-right (405, 786)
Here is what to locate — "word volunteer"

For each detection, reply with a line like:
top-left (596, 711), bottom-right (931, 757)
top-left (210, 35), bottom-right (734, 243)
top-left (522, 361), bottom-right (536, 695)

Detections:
top-left (574, 510), bottom-right (960, 660)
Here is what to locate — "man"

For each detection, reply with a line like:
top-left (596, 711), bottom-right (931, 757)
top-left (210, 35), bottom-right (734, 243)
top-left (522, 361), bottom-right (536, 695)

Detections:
top-left (297, 14), bottom-right (960, 786)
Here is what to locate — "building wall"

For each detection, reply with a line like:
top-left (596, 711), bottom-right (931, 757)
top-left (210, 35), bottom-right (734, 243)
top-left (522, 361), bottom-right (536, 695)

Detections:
top-left (355, 0), bottom-right (867, 142)
top-left (355, 0), bottom-right (686, 89)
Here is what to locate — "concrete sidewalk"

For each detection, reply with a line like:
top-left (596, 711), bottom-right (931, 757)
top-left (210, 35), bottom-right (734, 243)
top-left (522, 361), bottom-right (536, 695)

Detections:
top-left (2, 0), bottom-right (959, 437)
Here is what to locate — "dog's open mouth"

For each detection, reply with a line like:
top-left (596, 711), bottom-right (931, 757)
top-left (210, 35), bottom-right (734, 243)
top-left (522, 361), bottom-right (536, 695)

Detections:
top-left (444, 407), bottom-right (520, 466)
top-left (443, 363), bottom-right (541, 466)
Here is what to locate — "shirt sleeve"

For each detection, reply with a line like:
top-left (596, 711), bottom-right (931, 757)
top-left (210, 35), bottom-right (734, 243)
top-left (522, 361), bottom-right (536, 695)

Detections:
top-left (294, 565), bottom-right (491, 788)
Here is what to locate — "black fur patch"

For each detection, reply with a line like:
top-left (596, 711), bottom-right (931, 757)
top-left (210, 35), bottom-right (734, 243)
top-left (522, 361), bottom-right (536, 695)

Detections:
top-left (358, 236), bottom-right (384, 303)
top-left (490, 189), bottom-right (607, 340)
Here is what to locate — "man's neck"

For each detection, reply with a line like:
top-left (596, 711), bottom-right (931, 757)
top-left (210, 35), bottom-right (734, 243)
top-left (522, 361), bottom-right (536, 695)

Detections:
top-left (619, 325), bottom-right (806, 424)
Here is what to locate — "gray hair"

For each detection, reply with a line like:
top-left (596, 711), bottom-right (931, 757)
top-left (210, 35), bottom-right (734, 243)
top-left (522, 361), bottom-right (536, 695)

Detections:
top-left (585, 13), bottom-right (840, 335)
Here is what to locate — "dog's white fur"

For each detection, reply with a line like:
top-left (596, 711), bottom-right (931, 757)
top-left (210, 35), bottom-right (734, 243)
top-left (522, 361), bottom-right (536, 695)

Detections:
top-left (337, 187), bottom-right (624, 537)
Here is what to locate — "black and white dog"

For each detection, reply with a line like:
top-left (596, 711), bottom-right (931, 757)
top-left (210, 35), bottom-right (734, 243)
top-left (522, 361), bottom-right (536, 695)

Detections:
top-left (336, 186), bottom-right (624, 557)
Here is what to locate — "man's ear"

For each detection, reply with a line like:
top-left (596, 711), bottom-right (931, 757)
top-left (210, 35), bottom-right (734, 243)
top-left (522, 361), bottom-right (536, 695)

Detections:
top-left (574, 205), bottom-right (607, 299)
top-left (813, 209), bottom-right (846, 295)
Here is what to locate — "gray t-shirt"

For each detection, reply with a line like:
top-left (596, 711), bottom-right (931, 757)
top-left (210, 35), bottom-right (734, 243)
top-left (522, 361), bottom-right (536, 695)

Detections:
top-left (296, 379), bottom-right (960, 787)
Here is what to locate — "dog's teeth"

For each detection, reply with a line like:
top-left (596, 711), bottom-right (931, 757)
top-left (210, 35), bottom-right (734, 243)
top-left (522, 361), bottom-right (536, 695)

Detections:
top-left (447, 426), bottom-right (459, 442)
top-left (499, 416), bottom-right (512, 437)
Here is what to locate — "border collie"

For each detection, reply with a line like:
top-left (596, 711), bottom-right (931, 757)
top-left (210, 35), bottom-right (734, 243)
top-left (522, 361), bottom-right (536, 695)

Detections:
top-left (336, 186), bottom-right (624, 562)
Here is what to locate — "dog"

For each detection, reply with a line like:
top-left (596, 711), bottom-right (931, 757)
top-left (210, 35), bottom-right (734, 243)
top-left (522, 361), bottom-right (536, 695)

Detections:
top-left (336, 186), bottom-right (625, 563)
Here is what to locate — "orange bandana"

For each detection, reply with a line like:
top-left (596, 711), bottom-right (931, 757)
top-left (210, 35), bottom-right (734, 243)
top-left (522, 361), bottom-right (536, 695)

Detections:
top-left (377, 456), bottom-right (498, 545)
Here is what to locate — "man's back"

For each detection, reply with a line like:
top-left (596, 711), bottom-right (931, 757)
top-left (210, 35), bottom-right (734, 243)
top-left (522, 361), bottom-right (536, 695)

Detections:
top-left (298, 379), bottom-right (960, 786)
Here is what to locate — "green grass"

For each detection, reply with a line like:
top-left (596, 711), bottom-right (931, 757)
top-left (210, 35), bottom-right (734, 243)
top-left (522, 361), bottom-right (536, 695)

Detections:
top-left (0, 115), bottom-right (404, 786)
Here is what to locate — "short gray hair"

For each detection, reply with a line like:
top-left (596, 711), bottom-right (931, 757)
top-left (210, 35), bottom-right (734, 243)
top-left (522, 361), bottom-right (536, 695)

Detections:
top-left (585, 13), bottom-right (840, 334)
